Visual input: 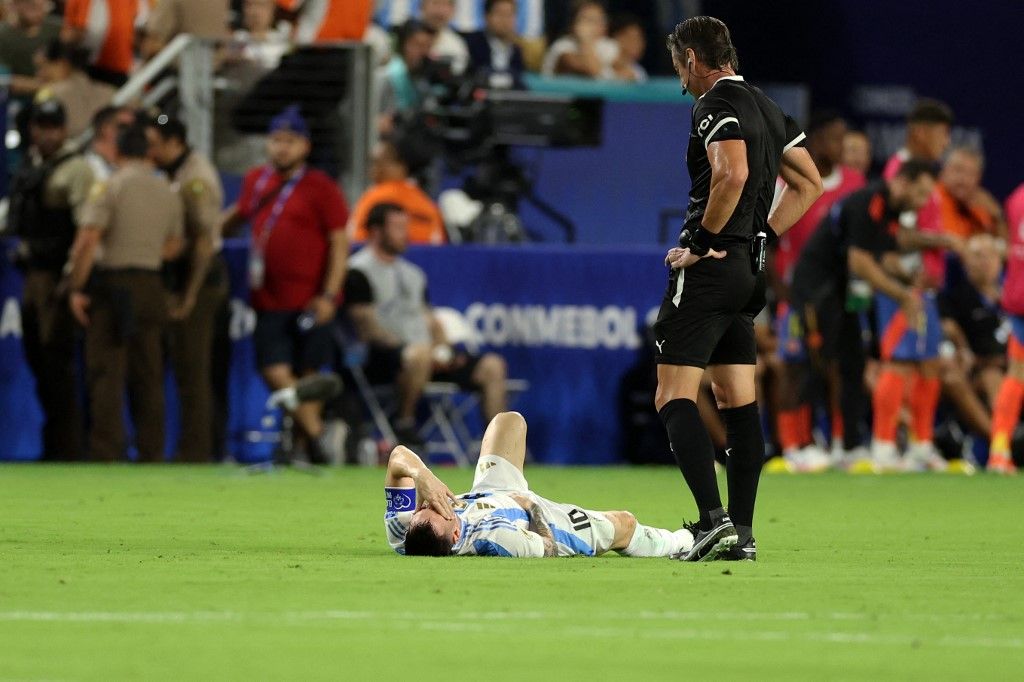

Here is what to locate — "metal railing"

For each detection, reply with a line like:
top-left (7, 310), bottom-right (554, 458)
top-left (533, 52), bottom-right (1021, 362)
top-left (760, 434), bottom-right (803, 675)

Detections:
top-left (75, 36), bottom-right (374, 198)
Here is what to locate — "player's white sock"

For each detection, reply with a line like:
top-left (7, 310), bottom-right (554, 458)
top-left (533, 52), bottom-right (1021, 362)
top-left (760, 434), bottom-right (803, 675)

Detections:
top-left (619, 525), bottom-right (693, 558)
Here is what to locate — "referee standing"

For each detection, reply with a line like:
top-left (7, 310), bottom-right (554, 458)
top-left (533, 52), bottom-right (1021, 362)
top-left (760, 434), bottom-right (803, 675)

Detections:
top-left (655, 17), bottom-right (823, 561)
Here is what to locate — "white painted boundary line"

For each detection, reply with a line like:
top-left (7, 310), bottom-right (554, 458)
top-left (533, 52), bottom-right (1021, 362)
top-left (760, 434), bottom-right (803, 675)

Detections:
top-left (1, 610), bottom-right (1023, 650)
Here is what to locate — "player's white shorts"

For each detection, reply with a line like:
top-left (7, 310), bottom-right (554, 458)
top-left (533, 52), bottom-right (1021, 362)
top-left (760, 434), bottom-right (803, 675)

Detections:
top-left (472, 454), bottom-right (617, 556)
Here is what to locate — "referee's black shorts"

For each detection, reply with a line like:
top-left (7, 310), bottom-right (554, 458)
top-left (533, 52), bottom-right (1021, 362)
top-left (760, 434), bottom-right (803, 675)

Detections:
top-left (653, 248), bottom-right (766, 368)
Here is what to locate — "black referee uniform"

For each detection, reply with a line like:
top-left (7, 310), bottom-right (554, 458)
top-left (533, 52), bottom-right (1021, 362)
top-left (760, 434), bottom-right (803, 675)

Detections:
top-left (655, 75), bottom-right (806, 367)
top-left (655, 75), bottom-right (807, 559)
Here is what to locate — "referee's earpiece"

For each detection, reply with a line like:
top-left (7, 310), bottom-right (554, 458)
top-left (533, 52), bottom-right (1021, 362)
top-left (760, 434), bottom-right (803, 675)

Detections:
top-left (681, 58), bottom-right (694, 96)
top-left (681, 55), bottom-right (695, 96)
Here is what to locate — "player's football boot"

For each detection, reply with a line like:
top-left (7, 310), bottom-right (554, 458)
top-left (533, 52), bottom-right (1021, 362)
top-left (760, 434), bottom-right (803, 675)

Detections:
top-left (904, 442), bottom-right (947, 472)
top-left (987, 452), bottom-right (1018, 475)
top-left (673, 514), bottom-right (738, 562)
top-left (721, 536), bottom-right (756, 562)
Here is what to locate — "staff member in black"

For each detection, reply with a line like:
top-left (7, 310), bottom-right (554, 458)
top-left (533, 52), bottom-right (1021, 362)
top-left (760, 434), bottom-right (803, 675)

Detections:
top-left (655, 17), bottom-right (823, 561)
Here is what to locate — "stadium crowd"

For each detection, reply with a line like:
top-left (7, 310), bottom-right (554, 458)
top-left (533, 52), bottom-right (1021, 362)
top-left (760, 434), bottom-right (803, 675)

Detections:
top-left (1, 0), bottom-right (1023, 476)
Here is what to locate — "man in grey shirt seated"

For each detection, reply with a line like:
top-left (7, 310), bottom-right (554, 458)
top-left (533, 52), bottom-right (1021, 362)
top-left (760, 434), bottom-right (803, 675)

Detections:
top-left (344, 202), bottom-right (509, 444)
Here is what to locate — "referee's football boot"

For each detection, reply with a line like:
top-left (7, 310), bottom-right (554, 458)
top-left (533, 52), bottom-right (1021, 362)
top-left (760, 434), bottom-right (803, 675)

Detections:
top-left (721, 536), bottom-right (757, 562)
top-left (673, 511), bottom-right (738, 561)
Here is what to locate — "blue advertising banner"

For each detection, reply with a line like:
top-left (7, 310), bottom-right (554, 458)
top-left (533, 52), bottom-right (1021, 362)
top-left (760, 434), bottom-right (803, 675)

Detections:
top-left (0, 240), bottom-right (671, 464)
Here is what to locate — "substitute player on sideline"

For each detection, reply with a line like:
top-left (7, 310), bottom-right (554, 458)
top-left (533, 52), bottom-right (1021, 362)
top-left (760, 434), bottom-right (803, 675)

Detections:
top-left (384, 412), bottom-right (694, 558)
top-left (654, 17), bottom-right (823, 561)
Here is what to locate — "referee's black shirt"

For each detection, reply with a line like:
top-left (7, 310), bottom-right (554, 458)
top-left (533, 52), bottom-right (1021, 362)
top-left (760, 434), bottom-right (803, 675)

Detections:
top-left (684, 76), bottom-right (806, 240)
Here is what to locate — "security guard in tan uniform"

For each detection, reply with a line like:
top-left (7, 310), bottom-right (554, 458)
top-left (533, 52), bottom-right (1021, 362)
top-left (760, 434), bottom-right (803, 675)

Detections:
top-left (35, 39), bottom-right (116, 138)
top-left (145, 114), bottom-right (228, 461)
top-left (66, 123), bottom-right (185, 462)
top-left (8, 99), bottom-right (94, 459)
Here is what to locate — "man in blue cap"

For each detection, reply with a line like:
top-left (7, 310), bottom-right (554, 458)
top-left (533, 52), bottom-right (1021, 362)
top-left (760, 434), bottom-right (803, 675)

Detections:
top-left (222, 105), bottom-right (351, 463)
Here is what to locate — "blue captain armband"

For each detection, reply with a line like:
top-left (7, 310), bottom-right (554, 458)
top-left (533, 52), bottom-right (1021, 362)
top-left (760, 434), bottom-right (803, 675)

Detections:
top-left (385, 487), bottom-right (416, 515)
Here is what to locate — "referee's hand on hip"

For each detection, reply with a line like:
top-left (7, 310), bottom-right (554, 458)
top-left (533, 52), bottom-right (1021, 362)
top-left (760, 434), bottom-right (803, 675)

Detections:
top-left (665, 246), bottom-right (727, 270)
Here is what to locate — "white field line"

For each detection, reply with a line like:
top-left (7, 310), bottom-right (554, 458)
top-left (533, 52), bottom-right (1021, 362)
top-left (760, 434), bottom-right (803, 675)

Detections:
top-left (0, 609), bottom-right (1019, 624)
top-left (1, 610), bottom-right (1023, 650)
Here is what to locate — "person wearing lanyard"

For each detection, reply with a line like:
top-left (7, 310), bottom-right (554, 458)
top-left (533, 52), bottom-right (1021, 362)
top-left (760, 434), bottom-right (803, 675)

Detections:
top-left (221, 105), bottom-right (351, 463)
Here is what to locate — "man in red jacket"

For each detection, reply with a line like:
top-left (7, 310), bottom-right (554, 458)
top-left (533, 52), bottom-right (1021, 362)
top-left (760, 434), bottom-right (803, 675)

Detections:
top-left (222, 105), bottom-right (350, 461)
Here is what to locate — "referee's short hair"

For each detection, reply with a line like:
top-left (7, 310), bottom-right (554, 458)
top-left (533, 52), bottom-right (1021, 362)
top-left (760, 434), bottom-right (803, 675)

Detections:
top-left (908, 99), bottom-right (954, 126)
top-left (895, 158), bottom-right (939, 183)
top-left (365, 202), bottom-right (405, 232)
top-left (403, 521), bottom-right (454, 557)
top-left (666, 16), bottom-right (738, 71)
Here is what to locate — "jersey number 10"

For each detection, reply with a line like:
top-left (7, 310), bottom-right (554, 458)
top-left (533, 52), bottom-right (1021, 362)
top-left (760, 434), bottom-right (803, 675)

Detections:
top-left (568, 509), bottom-right (591, 532)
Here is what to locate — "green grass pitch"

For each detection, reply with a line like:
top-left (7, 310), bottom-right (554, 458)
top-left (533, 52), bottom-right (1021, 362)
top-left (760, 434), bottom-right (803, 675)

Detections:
top-left (2, 465), bottom-right (1023, 680)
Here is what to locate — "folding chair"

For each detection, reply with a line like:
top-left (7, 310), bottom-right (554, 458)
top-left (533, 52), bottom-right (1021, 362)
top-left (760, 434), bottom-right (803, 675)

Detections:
top-left (415, 307), bottom-right (530, 464)
top-left (418, 379), bottom-right (531, 465)
top-left (331, 320), bottom-right (397, 447)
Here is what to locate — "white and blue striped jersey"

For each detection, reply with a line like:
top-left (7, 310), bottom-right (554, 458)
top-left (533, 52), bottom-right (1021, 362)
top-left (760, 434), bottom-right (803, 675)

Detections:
top-left (374, 0), bottom-right (545, 38)
top-left (384, 488), bottom-right (603, 557)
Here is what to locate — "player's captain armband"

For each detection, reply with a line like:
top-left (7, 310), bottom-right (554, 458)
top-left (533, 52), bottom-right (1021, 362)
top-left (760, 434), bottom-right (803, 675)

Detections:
top-left (385, 487), bottom-right (416, 515)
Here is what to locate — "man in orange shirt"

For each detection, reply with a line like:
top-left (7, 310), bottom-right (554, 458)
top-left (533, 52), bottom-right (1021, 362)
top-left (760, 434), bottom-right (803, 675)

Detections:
top-left (62, 0), bottom-right (139, 86)
top-left (936, 146), bottom-right (1006, 240)
top-left (349, 135), bottom-right (447, 245)
top-left (277, 0), bottom-right (372, 43)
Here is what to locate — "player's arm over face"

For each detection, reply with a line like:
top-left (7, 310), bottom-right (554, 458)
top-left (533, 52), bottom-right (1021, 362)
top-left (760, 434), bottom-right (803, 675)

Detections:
top-left (385, 446), bottom-right (456, 520)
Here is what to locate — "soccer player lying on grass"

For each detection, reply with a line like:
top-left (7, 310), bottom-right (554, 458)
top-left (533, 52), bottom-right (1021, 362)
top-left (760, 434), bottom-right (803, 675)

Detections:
top-left (385, 411), bottom-right (694, 557)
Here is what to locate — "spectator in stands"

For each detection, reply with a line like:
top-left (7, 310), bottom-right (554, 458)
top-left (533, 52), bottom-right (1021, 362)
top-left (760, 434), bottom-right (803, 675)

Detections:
top-left (376, 0), bottom-right (545, 61)
top-left (61, 0), bottom-right (139, 86)
top-left (609, 13), bottom-right (647, 82)
top-left (842, 129), bottom-right (872, 177)
top-left (420, 0), bottom-right (469, 75)
top-left (7, 100), bottom-right (94, 460)
top-left (936, 146), bottom-right (1006, 240)
top-left (348, 134), bottom-right (446, 245)
top-left (0, 0), bottom-right (62, 99)
top-left (988, 181), bottom-right (1024, 474)
top-left (220, 105), bottom-right (350, 463)
top-left (145, 114), bottom-right (228, 462)
top-left (771, 111), bottom-right (865, 470)
top-left (34, 39), bottom-right (115, 138)
top-left (230, 0), bottom-right (290, 70)
top-left (376, 19), bottom-right (436, 135)
top-left (344, 202), bottom-right (509, 444)
top-left (464, 0), bottom-right (526, 90)
top-left (541, 0), bottom-right (629, 80)
top-left (142, 0), bottom-right (230, 59)
top-left (280, 0), bottom-right (373, 44)
top-left (939, 234), bottom-right (1007, 438)
top-left (84, 104), bottom-right (134, 181)
top-left (65, 122), bottom-right (185, 462)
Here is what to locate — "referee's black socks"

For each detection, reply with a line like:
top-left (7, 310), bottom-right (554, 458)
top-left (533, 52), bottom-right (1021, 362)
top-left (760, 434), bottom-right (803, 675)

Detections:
top-left (658, 398), bottom-right (723, 529)
top-left (721, 402), bottom-right (765, 543)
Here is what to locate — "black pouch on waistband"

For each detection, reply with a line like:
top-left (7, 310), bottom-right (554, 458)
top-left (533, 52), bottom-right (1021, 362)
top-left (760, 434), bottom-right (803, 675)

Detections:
top-left (749, 231), bottom-right (768, 275)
